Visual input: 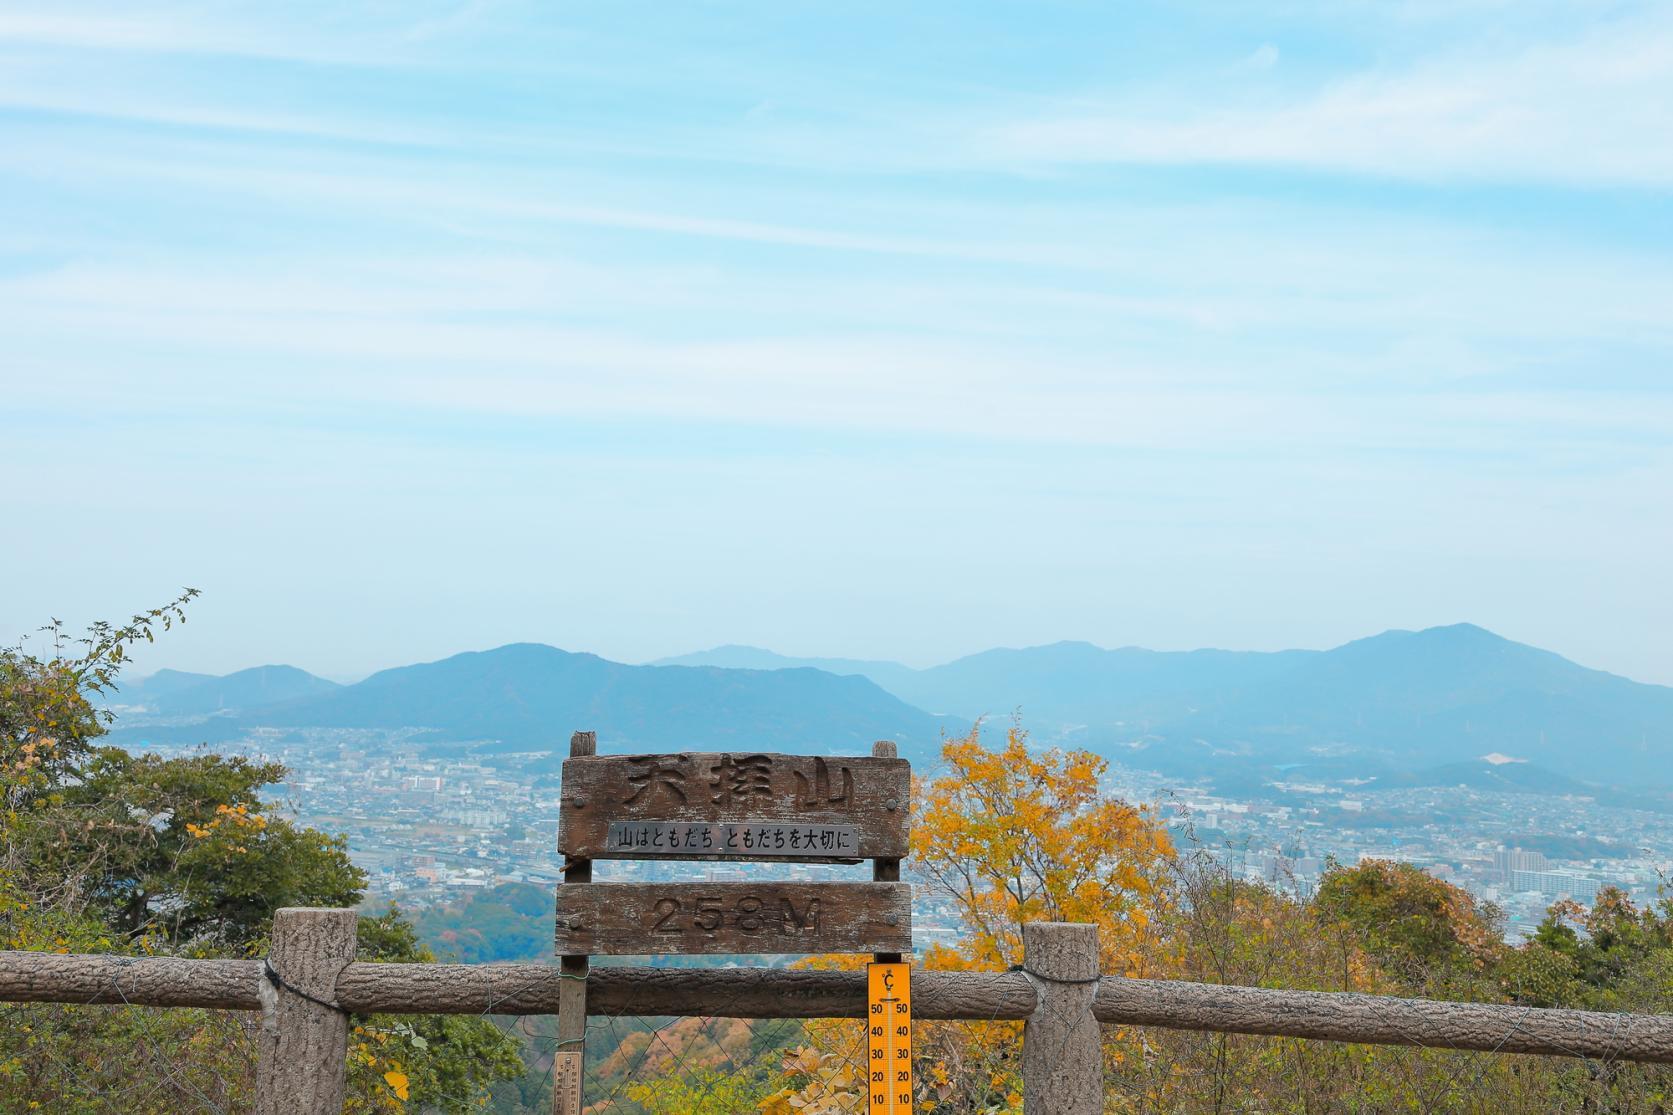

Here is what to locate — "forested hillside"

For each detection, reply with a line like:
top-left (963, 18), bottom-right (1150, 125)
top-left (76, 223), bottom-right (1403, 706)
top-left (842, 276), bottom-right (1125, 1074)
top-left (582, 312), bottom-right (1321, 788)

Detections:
top-left (1, 599), bottom-right (523, 1111)
top-left (416, 883), bottom-right (552, 964)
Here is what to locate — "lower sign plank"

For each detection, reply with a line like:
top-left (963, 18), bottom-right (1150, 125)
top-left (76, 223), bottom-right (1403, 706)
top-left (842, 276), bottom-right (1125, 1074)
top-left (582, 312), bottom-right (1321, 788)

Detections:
top-left (554, 882), bottom-right (912, 955)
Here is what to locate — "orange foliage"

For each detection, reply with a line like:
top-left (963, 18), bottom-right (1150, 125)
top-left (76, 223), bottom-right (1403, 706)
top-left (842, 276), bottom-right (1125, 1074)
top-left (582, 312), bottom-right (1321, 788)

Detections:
top-left (911, 721), bottom-right (1174, 976)
top-left (590, 1016), bottom-right (756, 1082)
top-left (792, 723), bottom-right (1174, 1111)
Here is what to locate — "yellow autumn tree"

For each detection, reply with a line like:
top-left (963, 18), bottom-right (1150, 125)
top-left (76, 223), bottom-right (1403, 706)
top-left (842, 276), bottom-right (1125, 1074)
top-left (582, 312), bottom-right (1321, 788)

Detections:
top-left (789, 722), bottom-right (1176, 1115)
top-left (912, 721), bottom-right (1175, 977)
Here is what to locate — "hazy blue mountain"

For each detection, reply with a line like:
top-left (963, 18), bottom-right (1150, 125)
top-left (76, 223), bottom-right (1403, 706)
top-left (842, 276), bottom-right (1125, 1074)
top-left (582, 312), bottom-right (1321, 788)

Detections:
top-left (1145, 625), bottom-right (1672, 784)
top-left (884, 640), bottom-right (1314, 722)
top-left (115, 625), bottom-right (1673, 790)
top-left (663, 625), bottom-right (1673, 787)
top-left (116, 668), bottom-right (216, 703)
top-left (1383, 759), bottom-right (1597, 796)
top-left (134, 643), bottom-right (957, 759)
top-left (150, 665), bottom-right (341, 716)
top-left (651, 641), bottom-right (1308, 720)
top-left (652, 645), bottom-right (919, 693)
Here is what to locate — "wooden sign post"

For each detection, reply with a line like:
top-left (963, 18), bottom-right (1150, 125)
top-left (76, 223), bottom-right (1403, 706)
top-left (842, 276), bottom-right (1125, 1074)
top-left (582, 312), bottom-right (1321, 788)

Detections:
top-left (554, 731), bottom-right (596, 1115)
top-left (554, 735), bottom-right (914, 1113)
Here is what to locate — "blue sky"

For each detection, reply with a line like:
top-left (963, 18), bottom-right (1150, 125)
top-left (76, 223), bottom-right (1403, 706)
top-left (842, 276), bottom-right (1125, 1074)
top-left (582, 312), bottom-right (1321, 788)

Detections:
top-left (3, 1), bottom-right (1670, 684)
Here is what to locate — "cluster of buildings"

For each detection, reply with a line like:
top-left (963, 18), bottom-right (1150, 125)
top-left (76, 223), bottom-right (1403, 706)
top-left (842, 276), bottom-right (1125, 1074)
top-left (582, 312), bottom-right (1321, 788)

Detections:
top-left (144, 727), bottom-right (1671, 945)
top-left (1115, 763), bottom-right (1671, 939)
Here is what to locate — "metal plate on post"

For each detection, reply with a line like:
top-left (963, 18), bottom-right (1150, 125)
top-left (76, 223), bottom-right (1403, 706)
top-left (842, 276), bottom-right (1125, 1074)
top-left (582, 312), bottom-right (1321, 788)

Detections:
top-left (605, 821), bottom-right (860, 858)
top-left (554, 881), bottom-right (913, 955)
top-left (552, 1050), bottom-right (583, 1115)
top-left (558, 752), bottom-right (909, 862)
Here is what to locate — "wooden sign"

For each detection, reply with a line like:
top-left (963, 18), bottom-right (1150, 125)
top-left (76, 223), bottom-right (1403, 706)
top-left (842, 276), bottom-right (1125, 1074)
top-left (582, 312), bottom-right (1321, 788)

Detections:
top-left (867, 962), bottom-right (912, 1115)
top-left (552, 1051), bottom-right (583, 1115)
top-left (558, 752), bottom-right (909, 863)
top-left (553, 881), bottom-right (912, 955)
top-left (551, 734), bottom-right (915, 1110)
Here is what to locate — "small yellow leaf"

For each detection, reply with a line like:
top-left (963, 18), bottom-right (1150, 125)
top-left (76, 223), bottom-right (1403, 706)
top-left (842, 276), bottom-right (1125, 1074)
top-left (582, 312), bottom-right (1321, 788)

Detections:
top-left (383, 1070), bottom-right (410, 1101)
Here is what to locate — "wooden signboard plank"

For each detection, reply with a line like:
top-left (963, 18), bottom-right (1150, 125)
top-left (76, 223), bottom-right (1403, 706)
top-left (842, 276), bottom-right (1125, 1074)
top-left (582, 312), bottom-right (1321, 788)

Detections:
top-left (558, 753), bottom-right (909, 862)
top-left (553, 881), bottom-right (912, 955)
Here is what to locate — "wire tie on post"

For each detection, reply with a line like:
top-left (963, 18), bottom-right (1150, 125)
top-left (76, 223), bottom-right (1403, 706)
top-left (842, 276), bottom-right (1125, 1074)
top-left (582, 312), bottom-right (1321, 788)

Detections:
top-left (263, 958), bottom-right (348, 1014)
top-left (1007, 963), bottom-right (1103, 985)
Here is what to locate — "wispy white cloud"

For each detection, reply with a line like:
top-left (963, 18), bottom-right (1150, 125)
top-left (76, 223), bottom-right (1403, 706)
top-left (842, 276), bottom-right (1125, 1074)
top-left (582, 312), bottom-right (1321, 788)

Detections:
top-left (4, 251), bottom-right (1670, 462)
top-left (5, 1), bottom-right (1673, 683)
top-left (985, 9), bottom-right (1673, 186)
top-left (0, 135), bottom-right (1094, 265)
top-left (7, 1), bottom-right (1671, 191)
top-left (0, 10), bottom-right (238, 53)
top-left (0, 6), bottom-right (394, 65)
top-left (1235, 43), bottom-right (1280, 72)
top-left (0, 87), bottom-right (424, 143)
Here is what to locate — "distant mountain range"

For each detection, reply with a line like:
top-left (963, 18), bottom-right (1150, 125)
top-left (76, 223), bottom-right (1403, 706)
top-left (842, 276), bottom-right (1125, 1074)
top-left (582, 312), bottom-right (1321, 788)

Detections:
top-left (654, 646), bottom-right (922, 696)
top-left (662, 625), bottom-right (1673, 788)
top-left (117, 665), bottom-right (341, 716)
top-left (112, 644), bottom-right (956, 761)
top-left (113, 625), bottom-right (1673, 793)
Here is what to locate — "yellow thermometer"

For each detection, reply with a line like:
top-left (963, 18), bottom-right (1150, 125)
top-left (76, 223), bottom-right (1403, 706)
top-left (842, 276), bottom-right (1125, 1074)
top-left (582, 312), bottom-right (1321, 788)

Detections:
top-left (866, 962), bottom-right (912, 1115)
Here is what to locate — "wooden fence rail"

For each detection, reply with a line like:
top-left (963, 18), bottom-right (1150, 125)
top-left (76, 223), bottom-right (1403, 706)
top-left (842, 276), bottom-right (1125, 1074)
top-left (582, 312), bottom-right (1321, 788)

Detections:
top-left (5, 912), bottom-right (1673, 1114)
top-left (0, 950), bottom-right (1035, 1018)
top-left (1093, 977), bottom-right (1673, 1064)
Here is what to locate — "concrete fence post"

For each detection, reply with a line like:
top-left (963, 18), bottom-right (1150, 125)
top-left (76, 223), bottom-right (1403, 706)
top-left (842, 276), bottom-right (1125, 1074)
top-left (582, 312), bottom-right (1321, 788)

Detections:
top-left (1021, 922), bottom-right (1102, 1115)
top-left (256, 907), bottom-right (358, 1115)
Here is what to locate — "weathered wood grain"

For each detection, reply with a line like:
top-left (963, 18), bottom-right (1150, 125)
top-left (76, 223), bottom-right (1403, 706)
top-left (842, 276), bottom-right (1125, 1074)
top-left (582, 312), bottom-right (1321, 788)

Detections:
top-left (554, 882), bottom-right (912, 955)
top-left (10, 951), bottom-right (1673, 1065)
top-left (557, 730), bottom-right (595, 1062)
top-left (1094, 977), bottom-right (1673, 1063)
top-left (330, 964), bottom-right (1040, 1020)
top-left (0, 952), bottom-right (262, 1008)
top-left (870, 740), bottom-right (905, 966)
top-left (1022, 923), bottom-right (1102, 1115)
top-left (558, 752), bottom-right (909, 862)
top-left (0, 950), bottom-right (1027, 1018)
top-left (255, 907), bottom-right (357, 1115)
